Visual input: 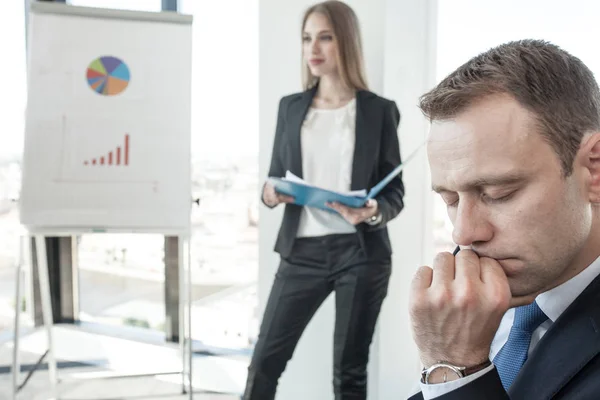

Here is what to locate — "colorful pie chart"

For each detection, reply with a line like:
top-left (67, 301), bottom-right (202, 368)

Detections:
top-left (86, 56), bottom-right (130, 96)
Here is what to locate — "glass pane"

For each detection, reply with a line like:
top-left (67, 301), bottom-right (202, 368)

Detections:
top-left (77, 233), bottom-right (166, 333)
top-left (0, 0), bottom-right (28, 335)
top-left (180, 0), bottom-right (259, 352)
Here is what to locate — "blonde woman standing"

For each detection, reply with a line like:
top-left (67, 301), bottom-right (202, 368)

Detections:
top-left (244, 2), bottom-right (405, 399)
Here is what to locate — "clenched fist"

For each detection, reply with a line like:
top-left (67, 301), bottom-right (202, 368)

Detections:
top-left (409, 250), bottom-right (511, 369)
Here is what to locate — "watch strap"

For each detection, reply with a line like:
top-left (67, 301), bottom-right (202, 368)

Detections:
top-left (463, 359), bottom-right (492, 375)
top-left (421, 359), bottom-right (491, 384)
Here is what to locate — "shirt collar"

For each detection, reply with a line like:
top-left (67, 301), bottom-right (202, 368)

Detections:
top-left (536, 255), bottom-right (600, 322)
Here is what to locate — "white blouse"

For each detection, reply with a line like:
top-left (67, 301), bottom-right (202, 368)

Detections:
top-left (296, 98), bottom-right (358, 238)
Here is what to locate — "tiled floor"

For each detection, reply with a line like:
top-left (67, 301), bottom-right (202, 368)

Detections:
top-left (1, 370), bottom-right (239, 400)
top-left (0, 325), bottom-right (246, 400)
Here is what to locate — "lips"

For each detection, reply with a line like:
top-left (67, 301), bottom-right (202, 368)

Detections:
top-left (310, 59), bottom-right (324, 65)
top-left (469, 249), bottom-right (509, 260)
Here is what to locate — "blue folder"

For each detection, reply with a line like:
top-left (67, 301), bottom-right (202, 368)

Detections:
top-left (269, 144), bottom-right (422, 211)
top-left (268, 177), bottom-right (367, 211)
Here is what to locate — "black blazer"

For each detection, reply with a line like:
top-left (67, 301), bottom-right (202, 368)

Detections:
top-left (408, 271), bottom-right (600, 400)
top-left (264, 85), bottom-right (405, 259)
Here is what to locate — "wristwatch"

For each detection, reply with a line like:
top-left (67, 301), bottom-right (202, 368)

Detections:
top-left (420, 360), bottom-right (491, 384)
top-left (365, 213), bottom-right (382, 225)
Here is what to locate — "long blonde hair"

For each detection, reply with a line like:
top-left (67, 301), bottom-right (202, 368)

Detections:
top-left (301, 1), bottom-right (369, 91)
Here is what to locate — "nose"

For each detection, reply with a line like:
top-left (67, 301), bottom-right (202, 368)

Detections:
top-left (451, 198), bottom-right (493, 246)
top-left (310, 39), bottom-right (320, 55)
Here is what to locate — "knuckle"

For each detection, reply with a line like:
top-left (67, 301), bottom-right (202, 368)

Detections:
top-left (409, 292), bottom-right (431, 318)
top-left (411, 268), bottom-right (428, 288)
top-left (408, 293), bottom-right (424, 314)
top-left (433, 252), bottom-right (454, 269)
top-left (453, 285), bottom-right (477, 309)
top-left (456, 249), bottom-right (479, 264)
top-left (460, 257), bottom-right (481, 270)
top-left (479, 256), bottom-right (495, 266)
top-left (431, 287), bottom-right (452, 309)
top-left (480, 257), bottom-right (502, 273)
top-left (433, 252), bottom-right (454, 266)
top-left (488, 284), bottom-right (510, 311)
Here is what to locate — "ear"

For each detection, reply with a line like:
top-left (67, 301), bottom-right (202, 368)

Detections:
top-left (581, 133), bottom-right (600, 203)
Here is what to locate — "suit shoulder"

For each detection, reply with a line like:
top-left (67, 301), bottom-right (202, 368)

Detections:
top-left (278, 91), bottom-right (306, 107)
top-left (361, 90), bottom-right (397, 108)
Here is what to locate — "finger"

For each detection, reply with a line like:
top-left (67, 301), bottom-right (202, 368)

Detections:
top-left (508, 287), bottom-right (541, 309)
top-left (263, 184), bottom-right (274, 199)
top-left (277, 194), bottom-right (295, 203)
top-left (264, 193), bottom-right (277, 207)
top-left (328, 201), bottom-right (348, 211)
top-left (411, 265), bottom-right (433, 291)
top-left (267, 184), bottom-right (279, 197)
top-left (344, 208), bottom-right (367, 224)
top-left (509, 295), bottom-right (536, 309)
top-left (479, 257), bottom-right (511, 312)
top-left (327, 202), bottom-right (346, 216)
top-left (328, 202), bottom-right (352, 217)
top-left (479, 257), bottom-right (506, 284)
top-left (455, 249), bottom-right (482, 283)
top-left (430, 252), bottom-right (456, 286)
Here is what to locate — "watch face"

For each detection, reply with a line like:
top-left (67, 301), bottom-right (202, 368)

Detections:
top-left (423, 364), bottom-right (465, 384)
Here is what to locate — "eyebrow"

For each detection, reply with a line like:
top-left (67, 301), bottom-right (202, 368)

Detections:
top-left (303, 30), bottom-right (332, 36)
top-left (432, 174), bottom-right (527, 193)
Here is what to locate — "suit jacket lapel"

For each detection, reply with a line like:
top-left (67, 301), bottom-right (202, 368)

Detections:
top-left (351, 90), bottom-right (378, 191)
top-left (509, 273), bottom-right (600, 399)
top-left (287, 86), bottom-right (317, 179)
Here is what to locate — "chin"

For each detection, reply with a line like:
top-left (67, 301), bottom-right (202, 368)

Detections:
top-left (507, 278), bottom-right (527, 297)
top-left (507, 274), bottom-right (547, 300)
top-left (308, 68), bottom-right (325, 77)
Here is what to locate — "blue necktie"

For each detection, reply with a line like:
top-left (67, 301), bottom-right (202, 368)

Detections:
top-left (493, 301), bottom-right (548, 390)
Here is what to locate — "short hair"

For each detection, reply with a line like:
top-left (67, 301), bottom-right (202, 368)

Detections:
top-left (419, 39), bottom-right (600, 175)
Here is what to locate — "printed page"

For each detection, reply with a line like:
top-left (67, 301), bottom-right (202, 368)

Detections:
top-left (284, 171), bottom-right (367, 197)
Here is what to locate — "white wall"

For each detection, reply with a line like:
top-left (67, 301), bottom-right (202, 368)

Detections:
top-left (375, 1), bottom-right (437, 398)
top-left (258, 1), bottom-right (437, 398)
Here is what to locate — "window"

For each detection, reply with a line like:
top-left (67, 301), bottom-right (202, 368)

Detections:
top-left (180, 0), bottom-right (260, 350)
top-left (0, 0), bottom-right (28, 335)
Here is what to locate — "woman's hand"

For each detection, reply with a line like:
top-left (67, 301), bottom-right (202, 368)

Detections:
top-left (327, 199), bottom-right (379, 225)
top-left (263, 182), bottom-right (295, 207)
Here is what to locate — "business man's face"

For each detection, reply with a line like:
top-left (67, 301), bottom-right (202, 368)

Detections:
top-left (428, 94), bottom-right (594, 297)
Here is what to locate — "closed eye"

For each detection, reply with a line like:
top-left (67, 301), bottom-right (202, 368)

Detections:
top-left (481, 191), bottom-right (516, 204)
top-left (439, 192), bottom-right (459, 207)
top-left (440, 190), bottom-right (517, 207)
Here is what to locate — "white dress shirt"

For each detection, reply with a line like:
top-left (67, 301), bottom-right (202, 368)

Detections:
top-left (296, 98), bottom-right (358, 238)
top-left (418, 255), bottom-right (600, 399)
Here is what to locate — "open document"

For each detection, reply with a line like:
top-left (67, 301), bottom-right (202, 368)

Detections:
top-left (267, 142), bottom-right (424, 211)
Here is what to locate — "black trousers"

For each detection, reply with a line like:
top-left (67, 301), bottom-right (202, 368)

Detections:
top-left (243, 233), bottom-right (392, 400)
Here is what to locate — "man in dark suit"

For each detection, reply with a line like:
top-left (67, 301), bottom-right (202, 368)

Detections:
top-left (407, 39), bottom-right (600, 399)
